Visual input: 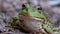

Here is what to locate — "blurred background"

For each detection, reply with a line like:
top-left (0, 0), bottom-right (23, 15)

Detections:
top-left (0, 0), bottom-right (60, 34)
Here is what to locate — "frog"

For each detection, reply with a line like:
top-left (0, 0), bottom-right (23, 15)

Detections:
top-left (9, 3), bottom-right (60, 34)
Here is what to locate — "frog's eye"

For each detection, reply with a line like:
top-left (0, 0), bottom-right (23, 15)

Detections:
top-left (22, 4), bottom-right (25, 8)
top-left (38, 7), bottom-right (42, 10)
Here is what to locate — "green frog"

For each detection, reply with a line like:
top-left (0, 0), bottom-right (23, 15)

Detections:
top-left (9, 4), bottom-right (60, 34)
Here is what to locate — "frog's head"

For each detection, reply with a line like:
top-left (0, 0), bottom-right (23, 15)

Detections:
top-left (19, 4), bottom-right (34, 16)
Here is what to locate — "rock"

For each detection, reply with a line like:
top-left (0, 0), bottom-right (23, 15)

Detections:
top-left (2, 0), bottom-right (22, 16)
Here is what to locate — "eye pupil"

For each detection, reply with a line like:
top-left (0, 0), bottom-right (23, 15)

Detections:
top-left (22, 4), bottom-right (25, 7)
top-left (38, 7), bottom-right (42, 10)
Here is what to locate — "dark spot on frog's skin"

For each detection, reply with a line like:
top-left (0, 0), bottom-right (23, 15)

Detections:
top-left (53, 30), bottom-right (57, 32)
top-left (47, 25), bottom-right (50, 28)
top-left (20, 20), bottom-right (24, 23)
